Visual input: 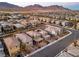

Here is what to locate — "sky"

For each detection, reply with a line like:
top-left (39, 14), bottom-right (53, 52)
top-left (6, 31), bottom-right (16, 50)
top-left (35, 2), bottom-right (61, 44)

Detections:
top-left (0, 0), bottom-right (79, 10)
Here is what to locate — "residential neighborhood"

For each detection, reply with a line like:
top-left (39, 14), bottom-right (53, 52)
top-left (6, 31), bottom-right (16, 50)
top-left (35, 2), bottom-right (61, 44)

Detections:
top-left (0, 11), bottom-right (70, 56)
top-left (0, 2), bottom-right (79, 57)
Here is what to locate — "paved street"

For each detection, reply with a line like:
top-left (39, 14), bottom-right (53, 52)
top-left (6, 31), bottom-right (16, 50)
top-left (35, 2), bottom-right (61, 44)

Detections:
top-left (28, 29), bottom-right (79, 57)
top-left (57, 42), bottom-right (79, 57)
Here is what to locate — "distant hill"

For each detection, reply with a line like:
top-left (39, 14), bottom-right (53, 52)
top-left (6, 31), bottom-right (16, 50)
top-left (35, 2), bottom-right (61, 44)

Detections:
top-left (45, 5), bottom-right (70, 10)
top-left (0, 2), bottom-right (22, 11)
top-left (0, 2), bottom-right (21, 8)
top-left (0, 2), bottom-right (78, 14)
top-left (25, 4), bottom-right (43, 10)
top-left (24, 4), bottom-right (75, 14)
top-left (25, 4), bottom-right (70, 10)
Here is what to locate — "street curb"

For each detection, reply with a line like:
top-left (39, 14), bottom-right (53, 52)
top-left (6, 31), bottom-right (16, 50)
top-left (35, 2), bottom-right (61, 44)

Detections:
top-left (55, 47), bottom-right (68, 57)
top-left (26, 30), bottom-right (72, 57)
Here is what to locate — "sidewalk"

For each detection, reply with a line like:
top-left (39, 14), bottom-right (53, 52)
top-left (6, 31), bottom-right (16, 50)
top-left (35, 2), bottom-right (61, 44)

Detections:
top-left (57, 50), bottom-right (73, 57)
top-left (57, 40), bottom-right (79, 57)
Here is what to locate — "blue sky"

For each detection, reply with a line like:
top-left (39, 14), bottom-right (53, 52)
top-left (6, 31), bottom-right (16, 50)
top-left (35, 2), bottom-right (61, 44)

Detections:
top-left (0, 0), bottom-right (79, 10)
top-left (64, 3), bottom-right (79, 10)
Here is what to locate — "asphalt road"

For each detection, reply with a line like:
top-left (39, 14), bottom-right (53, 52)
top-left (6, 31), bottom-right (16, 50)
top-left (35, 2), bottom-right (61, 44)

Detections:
top-left (29, 29), bottom-right (79, 57)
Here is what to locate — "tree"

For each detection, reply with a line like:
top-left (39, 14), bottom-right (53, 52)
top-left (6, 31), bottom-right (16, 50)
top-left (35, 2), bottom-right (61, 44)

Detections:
top-left (20, 43), bottom-right (27, 55)
top-left (74, 19), bottom-right (77, 29)
top-left (19, 39), bottom-right (32, 56)
top-left (73, 40), bottom-right (78, 47)
top-left (1, 26), bottom-right (4, 33)
top-left (64, 48), bottom-right (68, 52)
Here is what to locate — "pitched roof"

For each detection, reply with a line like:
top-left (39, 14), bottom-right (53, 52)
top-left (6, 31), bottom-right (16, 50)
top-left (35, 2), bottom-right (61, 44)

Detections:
top-left (3, 37), bottom-right (20, 49)
top-left (15, 33), bottom-right (32, 43)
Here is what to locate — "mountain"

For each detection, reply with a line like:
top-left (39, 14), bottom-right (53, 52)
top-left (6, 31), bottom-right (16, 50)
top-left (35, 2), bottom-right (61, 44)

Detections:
top-left (0, 2), bottom-right (77, 14)
top-left (25, 4), bottom-right (43, 10)
top-left (45, 5), bottom-right (70, 10)
top-left (24, 4), bottom-right (74, 14)
top-left (0, 2), bottom-right (73, 11)
top-left (25, 4), bottom-right (70, 10)
top-left (0, 2), bottom-right (21, 8)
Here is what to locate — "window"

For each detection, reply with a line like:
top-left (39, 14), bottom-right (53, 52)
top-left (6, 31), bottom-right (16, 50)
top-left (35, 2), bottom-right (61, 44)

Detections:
top-left (16, 46), bottom-right (17, 48)
top-left (27, 42), bottom-right (29, 44)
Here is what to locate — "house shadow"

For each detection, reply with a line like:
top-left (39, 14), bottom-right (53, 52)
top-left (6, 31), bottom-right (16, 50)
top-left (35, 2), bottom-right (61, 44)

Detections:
top-left (66, 52), bottom-right (76, 57)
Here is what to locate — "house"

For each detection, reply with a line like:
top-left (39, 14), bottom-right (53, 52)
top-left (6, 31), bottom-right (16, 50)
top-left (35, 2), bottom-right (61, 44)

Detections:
top-left (20, 20), bottom-right (28, 26)
top-left (35, 29), bottom-right (51, 40)
top-left (0, 25), bottom-right (3, 34)
top-left (77, 23), bottom-right (79, 30)
top-left (26, 31), bottom-right (47, 48)
top-left (19, 20), bottom-right (29, 28)
top-left (10, 15), bottom-right (19, 19)
top-left (38, 17), bottom-right (43, 22)
top-left (42, 35), bottom-right (51, 41)
top-left (26, 31), bottom-right (41, 38)
top-left (46, 18), bottom-right (51, 23)
top-left (33, 16), bottom-right (39, 20)
top-left (39, 17), bottom-right (51, 23)
top-left (3, 37), bottom-right (20, 56)
top-left (15, 19), bottom-right (22, 23)
top-left (10, 13), bottom-right (22, 19)
top-left (29, 20), bottom-right (40, 26)
top-left (55, 20), bottom-right (62, 25)
top-left (15, 33), bottom-right (33, 46)
top-left (41, 17), bottom-right (51, 23)
top-left (13, 23), bottom-right (25, 29)
top-left (1, 22), bottom-right (14, 33)
top-left (35, 29), bottom-right (48, 36)
top-left (45, 25), bottom-right (64, 36)
top-left (45, 25), bottom-right (58, 36)
top-left (50, 20), bottom-right (55, 24)
top-left (61, 21), bottom-right (73, 27)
